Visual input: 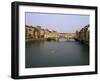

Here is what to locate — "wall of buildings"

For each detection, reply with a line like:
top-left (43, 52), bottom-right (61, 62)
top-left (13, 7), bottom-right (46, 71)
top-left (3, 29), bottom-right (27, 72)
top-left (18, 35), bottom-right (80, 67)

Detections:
top-left (26, 24), bottom-right (90, 43)
top-left (25, 25), bottom-right (59, 41)
top-left (75, 24), bottom-right (90, 44)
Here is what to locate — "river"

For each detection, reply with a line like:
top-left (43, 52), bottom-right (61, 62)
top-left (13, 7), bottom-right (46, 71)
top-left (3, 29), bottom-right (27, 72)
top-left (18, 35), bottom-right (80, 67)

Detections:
top-left (25, 38), bottom-right (89, 68)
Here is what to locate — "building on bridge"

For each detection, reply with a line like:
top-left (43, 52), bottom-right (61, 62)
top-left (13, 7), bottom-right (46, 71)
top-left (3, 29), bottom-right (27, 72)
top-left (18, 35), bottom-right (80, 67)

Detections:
top-left (65, 33), bottom-right (76, 40)
top-left (59, 33), bottom-right (76, 40)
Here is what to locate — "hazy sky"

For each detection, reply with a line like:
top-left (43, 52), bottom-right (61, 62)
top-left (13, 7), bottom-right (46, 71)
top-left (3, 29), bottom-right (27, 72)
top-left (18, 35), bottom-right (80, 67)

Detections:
top-left (25, 12), bottom-right (89, 33)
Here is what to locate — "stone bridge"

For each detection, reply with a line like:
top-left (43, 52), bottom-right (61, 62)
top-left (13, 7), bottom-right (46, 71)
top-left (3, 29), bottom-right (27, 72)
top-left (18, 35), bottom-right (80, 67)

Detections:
top-left (59, 33), bottom-right (76, 40)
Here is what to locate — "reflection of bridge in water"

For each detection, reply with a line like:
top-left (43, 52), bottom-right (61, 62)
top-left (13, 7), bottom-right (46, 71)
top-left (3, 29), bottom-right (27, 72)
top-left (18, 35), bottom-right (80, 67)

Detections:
top-left (59, 33), bottom-right (76, 41)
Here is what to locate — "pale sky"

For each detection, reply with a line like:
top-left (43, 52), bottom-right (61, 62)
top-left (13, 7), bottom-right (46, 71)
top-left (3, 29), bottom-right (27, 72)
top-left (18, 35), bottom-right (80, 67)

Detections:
top-left (25, 12), bottom-right (89, 33)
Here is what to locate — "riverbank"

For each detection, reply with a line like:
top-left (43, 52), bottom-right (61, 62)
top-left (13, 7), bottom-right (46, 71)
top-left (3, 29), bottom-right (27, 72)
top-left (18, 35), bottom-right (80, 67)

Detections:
top-left (26, 38), bottom-right (46, 42)
top-left (26, 37), bottom-right (59, 42)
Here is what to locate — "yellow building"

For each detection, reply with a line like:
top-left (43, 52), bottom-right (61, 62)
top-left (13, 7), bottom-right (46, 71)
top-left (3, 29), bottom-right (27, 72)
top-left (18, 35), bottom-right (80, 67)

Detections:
top-left (40, 29), bottom-right (45, 38)
top-left (25, 25), bottom-right (35, 40)
top-left (25, 25), bottom-right (59, 41)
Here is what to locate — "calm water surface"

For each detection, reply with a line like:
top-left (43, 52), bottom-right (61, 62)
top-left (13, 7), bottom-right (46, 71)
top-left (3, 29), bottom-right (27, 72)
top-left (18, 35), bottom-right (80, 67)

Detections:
top-left (25, 39), bottom-right (89, 68)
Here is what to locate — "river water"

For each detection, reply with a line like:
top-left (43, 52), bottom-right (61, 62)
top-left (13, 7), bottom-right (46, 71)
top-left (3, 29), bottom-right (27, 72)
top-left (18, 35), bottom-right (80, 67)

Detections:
top-left (25, 38), bottom-right (89, 68)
